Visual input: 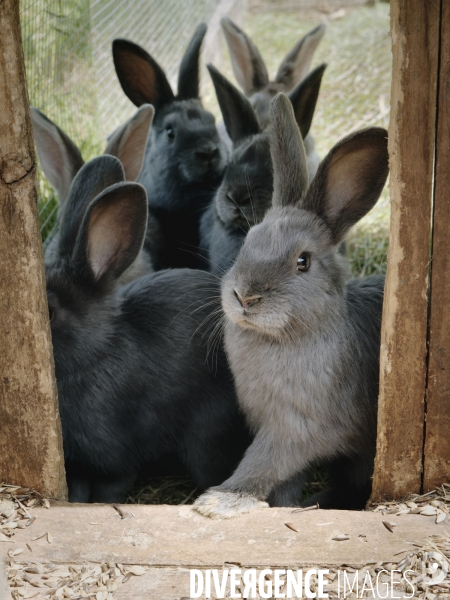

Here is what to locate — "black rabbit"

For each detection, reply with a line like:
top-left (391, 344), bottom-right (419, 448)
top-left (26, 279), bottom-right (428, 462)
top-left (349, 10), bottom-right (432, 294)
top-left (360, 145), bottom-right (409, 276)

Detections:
top-left (113, 24), bottom-right (228, 270)
top-left (46, 154), bottom-right (250, 502)
top-left (199, 63), bottom-right (326, 276)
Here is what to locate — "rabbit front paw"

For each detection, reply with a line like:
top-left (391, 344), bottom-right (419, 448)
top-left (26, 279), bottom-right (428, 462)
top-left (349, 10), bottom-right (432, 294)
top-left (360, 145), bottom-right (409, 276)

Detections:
top-left (193, 489), bottom-right (268, 519)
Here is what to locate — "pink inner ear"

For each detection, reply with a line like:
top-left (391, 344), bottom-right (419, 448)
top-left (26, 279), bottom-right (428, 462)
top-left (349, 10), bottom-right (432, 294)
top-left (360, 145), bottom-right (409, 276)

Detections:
top-left (226, 33), bottom-right (256, 94)
top-left (116, 111), bottom-right (152, 181)
top-left (325, 144), bottom-right (382, 221)
top-left (34, 127), bottom-right (71, 194)
top-left (87, 198), bottom-right (135, 281)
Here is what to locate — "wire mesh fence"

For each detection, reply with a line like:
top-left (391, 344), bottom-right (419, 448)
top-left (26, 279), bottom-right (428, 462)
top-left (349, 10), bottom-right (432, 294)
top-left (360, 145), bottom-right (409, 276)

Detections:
top-left (20, 0), bottom-right (223, 242)
top-left (20, 0), bottom-right (390, 250)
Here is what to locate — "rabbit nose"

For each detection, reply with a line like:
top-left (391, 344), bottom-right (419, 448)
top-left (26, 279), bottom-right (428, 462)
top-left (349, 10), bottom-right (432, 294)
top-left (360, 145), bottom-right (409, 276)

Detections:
top-left (234, 290), bottom-right (262, 309)
top-left (196, 147), bottom-right (219, 163)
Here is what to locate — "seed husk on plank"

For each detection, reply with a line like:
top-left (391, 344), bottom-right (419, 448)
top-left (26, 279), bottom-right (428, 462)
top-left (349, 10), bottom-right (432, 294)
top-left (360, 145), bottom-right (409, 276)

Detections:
top-left (382, 520), bottom-right (396, 532)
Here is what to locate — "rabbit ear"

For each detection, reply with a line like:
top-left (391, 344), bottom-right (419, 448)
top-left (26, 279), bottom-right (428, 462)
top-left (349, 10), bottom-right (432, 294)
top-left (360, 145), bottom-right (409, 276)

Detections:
top-left (207, 64), bottom-right (260, 144)
top-left (30, 107), bottom-right (85, 205)
top-left (221, 17), bottom-right (269, 96)
top-left (177, 23), bottom-right (207, 100)
top-left (73, 182), bottom-right (148, 285)
top-left (104, 104), bottom-right (154, 181)
top-left (288, 63), bottom-right (326, 138)
top-left (270, 93), bottom-right (309, 209)
top-left (303, 128), bottom-right (389, 244)
top-left (275, 23), bottom-right (326, 91)
top-left (112, 39), bottom-right (174, 109)
top-left (58, 155), bottom-right (125, 257)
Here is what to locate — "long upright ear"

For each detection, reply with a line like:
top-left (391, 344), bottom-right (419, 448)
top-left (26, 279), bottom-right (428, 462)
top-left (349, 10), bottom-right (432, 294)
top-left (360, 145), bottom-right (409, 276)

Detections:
top-left (112, 39), bottom-right (174, 109)
top-left (207, 64), bottom-right (260, 145)
top-left (270, 94), bottom-right (309, 208)
top-left (275, 23), bottom-right (326, 91)
top-left (177, 23), bottom-right (207, 100)
top-left (58, 155), bottom-right (125, 258)
top-left (221, 17), bottom-right (269, 96)
top-left (104, 104), bottom-right (154, 181)
top-left (73, 182), bottom-right (148, 285)
top-left (288, 63), bottom-right (326, 138)
top-left (303, 128), bottom-right (389, 244)
top-left (30, 107), bottom-right (85, 204)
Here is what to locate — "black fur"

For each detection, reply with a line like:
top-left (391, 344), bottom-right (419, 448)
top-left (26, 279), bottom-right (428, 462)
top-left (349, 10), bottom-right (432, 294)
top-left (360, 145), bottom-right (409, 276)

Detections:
top-left (47, 157), bottom-right (250, 502)
top-left (199, 65), bottom-right (325, 276)
top-left (113, 26), bottom-right (227, 270)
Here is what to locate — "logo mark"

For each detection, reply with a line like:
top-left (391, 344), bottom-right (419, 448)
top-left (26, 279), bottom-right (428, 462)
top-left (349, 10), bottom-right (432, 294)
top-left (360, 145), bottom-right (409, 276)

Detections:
top-left (422, 551), bottom-right (448, 585)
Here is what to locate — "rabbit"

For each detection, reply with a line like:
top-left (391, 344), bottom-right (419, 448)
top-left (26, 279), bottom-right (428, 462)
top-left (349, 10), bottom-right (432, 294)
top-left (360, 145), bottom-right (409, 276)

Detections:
top-left (31, 105), bottom-right (163, 283)
top-left (199, 63), bottom-right (326, 276)
top-left (46, 153), bottom-right (250, 503)
top-left (112, 24), bottom-right (228, 270)
top-left (221, 18), bottom-right (326, 173)
top-left (194, 93), bottom-right (388, 519)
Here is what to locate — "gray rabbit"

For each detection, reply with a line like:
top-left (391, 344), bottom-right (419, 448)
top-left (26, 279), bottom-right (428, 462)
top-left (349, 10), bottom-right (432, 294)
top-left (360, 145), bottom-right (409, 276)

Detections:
top-left (221, 18), bottom-right (325, 172)
top-left (31, 105), bottom-right (163, 283)
top-left (194, 94), bottom-right (388, 518)
top-left (113, 24), bottom-right (228, 269)
top-left (199, 63), bottom-right (326, 275)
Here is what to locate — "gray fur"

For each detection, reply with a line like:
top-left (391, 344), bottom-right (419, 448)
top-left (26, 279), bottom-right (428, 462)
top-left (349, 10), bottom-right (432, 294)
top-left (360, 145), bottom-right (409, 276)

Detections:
top-left (221, 18), bottom-right (325, 158)
top-left (31, 106), bottom-right (160, 280)
top-left (271, 93), bottom-right (309, 207)
top-left (199, 66), bottom-right (326, 275)
top-left (194, 94), bottom-right (389, 518)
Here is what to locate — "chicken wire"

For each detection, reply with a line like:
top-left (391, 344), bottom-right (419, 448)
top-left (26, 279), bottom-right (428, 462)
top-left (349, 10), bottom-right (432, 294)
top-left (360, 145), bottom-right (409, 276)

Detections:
top-left (20, 0), bottom-right (223, 240)
top-left (20, 0), bottom-right (390, 242)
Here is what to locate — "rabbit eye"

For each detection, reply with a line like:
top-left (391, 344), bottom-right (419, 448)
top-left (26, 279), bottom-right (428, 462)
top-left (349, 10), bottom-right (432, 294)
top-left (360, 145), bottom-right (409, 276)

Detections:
top-left (166, 126), bottom-right (175, 139)
top-left (297, 252), bottom-right (311, 272)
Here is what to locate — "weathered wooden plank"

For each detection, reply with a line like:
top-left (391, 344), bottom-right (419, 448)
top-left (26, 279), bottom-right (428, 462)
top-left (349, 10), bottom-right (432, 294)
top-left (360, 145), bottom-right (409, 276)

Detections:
top-left (423, 0), bottom-right (450, 491)
top-left (2, 504), bottom-right (447, 568)
top-left (371, 0), bottom-right (440, 501)
top-left (0, 0), bottom-right (67, 498)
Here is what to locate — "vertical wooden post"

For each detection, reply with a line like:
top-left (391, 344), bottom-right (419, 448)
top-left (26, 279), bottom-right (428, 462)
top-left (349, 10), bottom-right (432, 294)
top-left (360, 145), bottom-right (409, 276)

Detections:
top-left (371, 0), bottom-right (440, 501)
top-left (423, 1), bottom-right (450, 492)
top-left (0, 0), bottom-right (67, 499)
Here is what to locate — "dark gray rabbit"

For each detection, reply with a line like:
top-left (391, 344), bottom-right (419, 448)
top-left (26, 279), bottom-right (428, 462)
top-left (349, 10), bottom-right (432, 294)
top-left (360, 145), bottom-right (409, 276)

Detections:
top-left (194, 94), bottom-right (388, 518)
top-left (113, 24), bottom-right (227, 270)
top-left (46, 153), bottom-right (250, 503)
top-left (221, 18), bottom-right (325, 169)
top-left (31, 105), bottom-right (163, 282)
top-left (199, 63), bottom-right (326, 276)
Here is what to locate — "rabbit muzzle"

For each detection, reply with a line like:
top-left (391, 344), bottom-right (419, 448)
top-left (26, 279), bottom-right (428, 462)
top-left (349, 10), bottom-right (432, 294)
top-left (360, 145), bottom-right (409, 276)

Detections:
top-left (180, 141), bottom-right (226, 182)
top-left (234, 290), bottom-right (262, 309)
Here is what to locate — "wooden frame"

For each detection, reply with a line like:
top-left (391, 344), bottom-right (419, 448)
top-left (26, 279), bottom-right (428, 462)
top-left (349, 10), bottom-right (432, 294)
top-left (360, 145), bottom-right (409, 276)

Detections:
top-left (0, 0), bottom-right (448, 502)
top-left (372, 0), bottom-right (450, 500)
top-left (0, 0), bottom-right (67, 500)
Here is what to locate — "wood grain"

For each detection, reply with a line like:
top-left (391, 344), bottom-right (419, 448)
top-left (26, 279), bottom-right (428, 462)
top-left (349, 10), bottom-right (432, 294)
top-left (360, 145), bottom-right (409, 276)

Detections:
top-left (1, 504), bottom-right (447, 568)
top-left (0, 0), bottom-right (67, 499)
top-left (423, 0), bottom-right (450, 491)
top-left (371, 0), bottom-right (440, 501)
